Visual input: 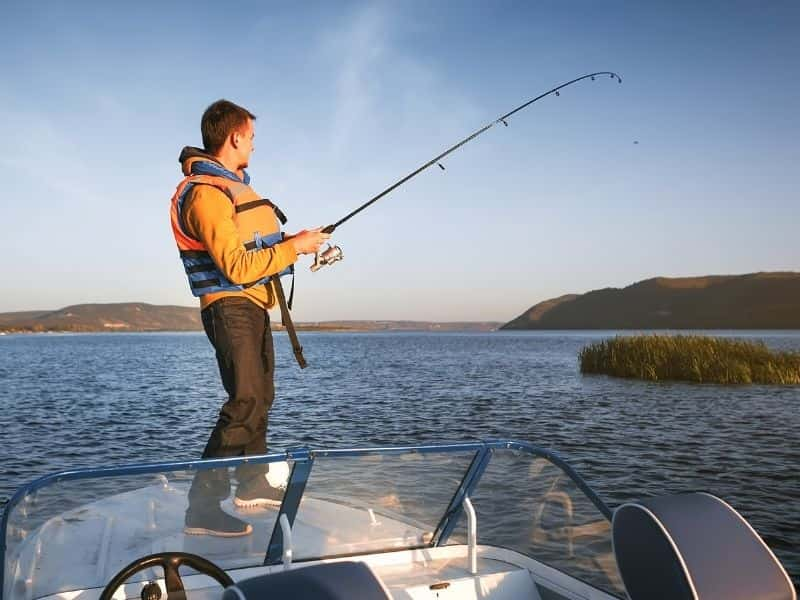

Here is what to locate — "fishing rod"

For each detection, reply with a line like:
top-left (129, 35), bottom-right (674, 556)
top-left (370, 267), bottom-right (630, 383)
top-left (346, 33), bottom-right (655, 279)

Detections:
top-left (311, 71), bottom-right (622, 272)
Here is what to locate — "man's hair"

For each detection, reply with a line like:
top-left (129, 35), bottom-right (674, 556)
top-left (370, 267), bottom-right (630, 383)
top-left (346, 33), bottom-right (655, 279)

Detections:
top-left (201, 99), bottom-right (256, 154)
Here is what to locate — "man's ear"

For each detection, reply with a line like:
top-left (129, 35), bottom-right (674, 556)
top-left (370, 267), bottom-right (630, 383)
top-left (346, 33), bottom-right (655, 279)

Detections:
top-left (231, 130), bottom-right (241, 149)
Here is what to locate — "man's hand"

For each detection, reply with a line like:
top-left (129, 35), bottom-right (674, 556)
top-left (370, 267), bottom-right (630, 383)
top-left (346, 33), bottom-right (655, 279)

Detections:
top-left (288, 227), bottom-right (332, 255)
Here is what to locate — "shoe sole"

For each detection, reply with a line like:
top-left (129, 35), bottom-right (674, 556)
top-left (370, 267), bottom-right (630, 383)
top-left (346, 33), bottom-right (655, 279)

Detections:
top-left (233, 496), bottom-right (282, 509)
top-left (184, 524), bottom-right (253, 537)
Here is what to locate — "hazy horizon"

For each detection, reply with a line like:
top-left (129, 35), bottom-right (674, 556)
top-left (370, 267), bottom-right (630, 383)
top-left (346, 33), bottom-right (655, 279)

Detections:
top-left (2, 2), bottom-right (798, 321)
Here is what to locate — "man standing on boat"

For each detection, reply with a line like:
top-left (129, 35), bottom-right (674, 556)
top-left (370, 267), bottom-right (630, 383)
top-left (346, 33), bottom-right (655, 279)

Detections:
top-left (169, 99), bottom-right (329, 536)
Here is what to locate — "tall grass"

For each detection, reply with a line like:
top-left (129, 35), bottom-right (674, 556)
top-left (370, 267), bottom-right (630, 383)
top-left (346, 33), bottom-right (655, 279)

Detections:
top-left (579, 335), bottom-right (800, 384)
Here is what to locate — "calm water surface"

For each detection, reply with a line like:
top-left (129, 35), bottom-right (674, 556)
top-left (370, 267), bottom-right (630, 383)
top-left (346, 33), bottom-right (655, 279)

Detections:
top-left (1, 331), bottom-right (798, 583)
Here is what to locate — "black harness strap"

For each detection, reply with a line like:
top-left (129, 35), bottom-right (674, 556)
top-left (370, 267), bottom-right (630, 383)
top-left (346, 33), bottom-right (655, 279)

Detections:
top-left (191, 277), bottom-right (221, 290)
top-left (235, 199), bottom-right (288, 225)
top-left (287, 274), bottom-right (295, 311)
top-left (179, 249), bottom-right (211, 259)
top-left (186, 263), bottom-right (215, 274)
top-left (272, 278), bottom-right (307, 369)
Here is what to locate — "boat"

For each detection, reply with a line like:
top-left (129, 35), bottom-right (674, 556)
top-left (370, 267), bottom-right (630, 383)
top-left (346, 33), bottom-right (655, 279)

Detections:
top-left (1, 440), bottom-right (795, 600)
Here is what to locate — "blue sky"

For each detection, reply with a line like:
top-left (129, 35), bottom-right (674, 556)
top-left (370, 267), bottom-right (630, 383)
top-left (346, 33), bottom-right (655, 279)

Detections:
top-left (1, 1), bottom-right (797, 321)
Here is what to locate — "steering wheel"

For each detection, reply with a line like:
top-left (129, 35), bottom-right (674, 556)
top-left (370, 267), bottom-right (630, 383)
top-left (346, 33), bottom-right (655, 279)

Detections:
top-left (99, 552), bottom-right (234, 600)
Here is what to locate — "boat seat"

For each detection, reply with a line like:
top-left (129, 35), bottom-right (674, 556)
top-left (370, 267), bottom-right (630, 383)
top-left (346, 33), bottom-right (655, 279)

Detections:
top-left (612, 492), bottom-right (795, 600)
top-left (223, 561), bottom-right (391, 600)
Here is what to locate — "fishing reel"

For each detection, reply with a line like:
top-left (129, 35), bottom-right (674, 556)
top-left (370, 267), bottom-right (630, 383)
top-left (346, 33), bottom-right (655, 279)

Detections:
top-left (311, 244), bottom-right (343, 272)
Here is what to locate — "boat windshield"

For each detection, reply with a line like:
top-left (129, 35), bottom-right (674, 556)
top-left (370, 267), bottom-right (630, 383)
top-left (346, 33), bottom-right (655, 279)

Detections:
top-left (1, 441), bottom-right (624, 600)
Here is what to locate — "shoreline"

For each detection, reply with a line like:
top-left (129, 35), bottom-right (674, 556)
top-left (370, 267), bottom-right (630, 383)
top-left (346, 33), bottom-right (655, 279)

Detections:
top-left (4, 327), bottom-right (800, 336)
top-left (0, 324), bottom-right (504, 335)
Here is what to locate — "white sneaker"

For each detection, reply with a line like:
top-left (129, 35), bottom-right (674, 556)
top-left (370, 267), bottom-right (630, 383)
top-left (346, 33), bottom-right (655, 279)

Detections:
top-left (266, 461), bottom-right (290, 489)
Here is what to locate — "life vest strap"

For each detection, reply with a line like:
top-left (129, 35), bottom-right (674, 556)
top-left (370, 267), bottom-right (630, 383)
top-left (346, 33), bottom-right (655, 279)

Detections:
top-left (179, 249), bottom-right (211, 259)
top-left (272, 278), bottom-right (307, 369)
top-left (243, 230), bottom-right (284, 250)
top-left (235, 199), bottom-right (288, 225)
top-left (186, 263), bottom-right (214, 274)
top-left (191, 277), bottom-right (221, 290)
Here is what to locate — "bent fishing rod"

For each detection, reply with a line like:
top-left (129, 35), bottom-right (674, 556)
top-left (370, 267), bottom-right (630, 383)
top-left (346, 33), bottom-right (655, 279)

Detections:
top-left (311, 71), bottom-right (622, 272)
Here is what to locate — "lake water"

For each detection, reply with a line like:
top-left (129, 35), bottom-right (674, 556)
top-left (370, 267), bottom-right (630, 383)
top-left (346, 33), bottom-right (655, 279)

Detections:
top-left (1, 330), bottom-right (798, 585)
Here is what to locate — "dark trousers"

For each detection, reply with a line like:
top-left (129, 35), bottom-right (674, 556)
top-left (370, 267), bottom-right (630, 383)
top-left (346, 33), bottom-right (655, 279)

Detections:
top-left (189, 297), bottom-right (275, 506)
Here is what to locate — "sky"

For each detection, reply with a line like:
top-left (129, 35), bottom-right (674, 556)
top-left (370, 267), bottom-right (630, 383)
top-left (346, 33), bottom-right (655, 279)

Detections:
top-left (0, 1), bottom-right (798, 321)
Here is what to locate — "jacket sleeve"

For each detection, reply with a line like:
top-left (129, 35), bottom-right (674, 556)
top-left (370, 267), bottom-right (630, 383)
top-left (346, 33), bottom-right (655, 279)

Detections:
top-left (182, 185), bottom-right (298, 284)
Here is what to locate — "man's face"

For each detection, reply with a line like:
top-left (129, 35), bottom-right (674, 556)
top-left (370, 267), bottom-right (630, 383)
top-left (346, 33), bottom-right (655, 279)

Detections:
top-left (234, 119), bottom-right (255, 170)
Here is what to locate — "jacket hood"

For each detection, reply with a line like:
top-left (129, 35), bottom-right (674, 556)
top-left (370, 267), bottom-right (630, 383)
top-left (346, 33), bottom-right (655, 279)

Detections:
top-left (178, 146), bottom-right (221, 176)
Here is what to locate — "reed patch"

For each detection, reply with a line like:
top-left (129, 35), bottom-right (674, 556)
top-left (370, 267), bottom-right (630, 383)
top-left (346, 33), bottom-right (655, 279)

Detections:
top-left (579, 335), bottom-right (800, 384)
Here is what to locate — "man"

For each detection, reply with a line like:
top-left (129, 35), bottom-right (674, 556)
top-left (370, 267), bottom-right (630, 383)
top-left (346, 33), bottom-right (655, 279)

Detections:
top-left (169, 99), bottom-right (329, 536)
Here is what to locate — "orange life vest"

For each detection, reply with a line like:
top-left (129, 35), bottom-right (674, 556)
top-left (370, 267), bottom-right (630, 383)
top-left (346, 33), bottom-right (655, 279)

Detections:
top-left (169, 154), bottom-right (291, 297)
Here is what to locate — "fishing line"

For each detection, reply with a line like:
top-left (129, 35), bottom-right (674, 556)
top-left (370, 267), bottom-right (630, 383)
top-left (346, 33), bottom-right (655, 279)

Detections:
top-left (311, 71), bottom-right (622, 272)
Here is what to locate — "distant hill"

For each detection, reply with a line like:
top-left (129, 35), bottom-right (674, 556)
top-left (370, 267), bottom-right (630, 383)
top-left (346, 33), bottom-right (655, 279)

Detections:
top-left (502, 272), bottom-right (800, 330)
top-left (0, 303), bottom-right (202, 332)
top-left (0, 303), bottom-right (500, 333)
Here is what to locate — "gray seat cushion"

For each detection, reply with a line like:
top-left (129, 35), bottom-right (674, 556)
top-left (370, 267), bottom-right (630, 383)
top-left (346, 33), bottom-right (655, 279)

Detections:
top-left (223, 561), bottom-right (390, 600)
top-left (612, 492), bottom-right (795, 600)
